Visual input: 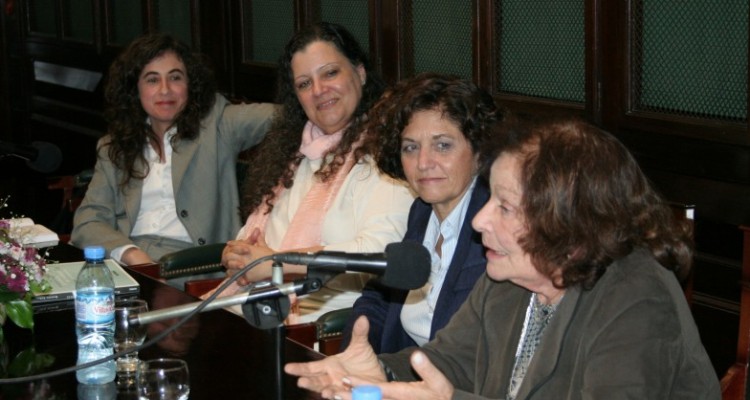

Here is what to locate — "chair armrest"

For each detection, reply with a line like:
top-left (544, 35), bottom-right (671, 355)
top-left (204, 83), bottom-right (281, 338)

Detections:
top-left (314, 308), bottom-right (352, 355)
top-left (184, 278), bottom-right (225, 298)
top-left (158, 243), bottom-right (226, 278)
top-left (287, 323), bottom-right (318, 349)
top-left (283, 308), bottom-right (353, 355)
top-left (316, 307), bottom-right (352, 338)
top-left (126, 262), bottom-right (162, 280)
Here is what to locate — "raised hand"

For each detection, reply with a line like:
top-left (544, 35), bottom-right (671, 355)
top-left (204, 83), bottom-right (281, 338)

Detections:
top-left (349, 351), bottom-right (454, 400)
top-left (285, 316), bottom-right (385, 397)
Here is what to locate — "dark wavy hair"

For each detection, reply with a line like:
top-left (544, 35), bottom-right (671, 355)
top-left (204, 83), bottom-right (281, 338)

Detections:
top-left (240, 22), bottom-right (386, 219)
top-left (484, 117), bottom-right (693, 289)
top-left (102, 33), bottom-right (217, 187)
top-left (369, 72), bottom-right (500, 181)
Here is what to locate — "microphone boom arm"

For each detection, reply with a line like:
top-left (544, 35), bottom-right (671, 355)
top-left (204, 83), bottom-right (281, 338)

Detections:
top-left (129, 277), bottom-right (323, 327)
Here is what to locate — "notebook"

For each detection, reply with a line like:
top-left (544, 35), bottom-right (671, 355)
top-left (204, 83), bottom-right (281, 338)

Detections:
top-left (32, 259), bottom-right (140, 306)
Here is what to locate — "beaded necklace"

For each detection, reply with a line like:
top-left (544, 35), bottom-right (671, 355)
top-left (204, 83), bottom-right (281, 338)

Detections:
top-left (507, 293), bottom-right (559, 400)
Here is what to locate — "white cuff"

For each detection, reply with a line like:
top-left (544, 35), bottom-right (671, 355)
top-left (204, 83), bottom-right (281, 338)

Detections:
top-left (110, 244), bottom-right (138, 265)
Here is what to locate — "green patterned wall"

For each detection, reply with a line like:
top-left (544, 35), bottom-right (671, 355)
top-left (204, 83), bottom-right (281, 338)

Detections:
top-left (248, 0), bottom-right (294, 64)
top-left (635, 1), bottom-right (747, 121)
top-left (409, 0), bottom-right (473, 77)
top-left (496, 0), bottom-right (585, 102)
top-left (321, 0), bottom-right (370, 53)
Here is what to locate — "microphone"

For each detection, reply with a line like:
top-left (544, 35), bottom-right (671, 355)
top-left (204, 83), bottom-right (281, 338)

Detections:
top-left (273, 241), bottom-right (430, 291)
top-left (0, 140), bottom-right (62, 173)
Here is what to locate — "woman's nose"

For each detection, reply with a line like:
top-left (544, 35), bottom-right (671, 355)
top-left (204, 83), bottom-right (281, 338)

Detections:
top-left (159, 80), bottom-right (170, 94)
top-left (311, 79), bottom-right (325, 96)
top-left (472, 202), bottom-right (491, 232)
top-left (417, 149), bottom-right (433, 170)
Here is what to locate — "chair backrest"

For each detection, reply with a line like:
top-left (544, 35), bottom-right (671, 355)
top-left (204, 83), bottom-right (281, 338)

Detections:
top-left (47, 169), bottom-right (93, 243)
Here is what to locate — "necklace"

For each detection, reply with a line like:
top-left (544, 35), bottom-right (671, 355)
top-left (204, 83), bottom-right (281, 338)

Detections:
top-left (508, 293), bottom-right (560, 400)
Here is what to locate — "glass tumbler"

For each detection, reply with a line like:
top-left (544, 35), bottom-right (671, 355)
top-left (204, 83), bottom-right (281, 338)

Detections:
top-left (137, 358), bottom-right (190, 400)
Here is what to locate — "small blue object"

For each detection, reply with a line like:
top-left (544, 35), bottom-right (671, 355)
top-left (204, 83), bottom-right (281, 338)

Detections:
top-left (352, 385), bottom-right (382, 400)
top-left (83, 246), bottom-right (105, 260)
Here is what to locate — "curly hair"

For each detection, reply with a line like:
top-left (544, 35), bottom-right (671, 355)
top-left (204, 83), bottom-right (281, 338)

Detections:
top-left (368, 72), bottom-right (500, 181)
top-left (240, 22), bottom-right (386, 219)
top-left (484, 117), bottom-right (693, 289)
top-left (102, 33), bottom-right (217, 187)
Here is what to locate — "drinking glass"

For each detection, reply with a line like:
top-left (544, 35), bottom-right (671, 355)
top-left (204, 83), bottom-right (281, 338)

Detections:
top-left (137, 358), bottom-right (190, 400)
top-left (114, 298), bottom-right (149, 374)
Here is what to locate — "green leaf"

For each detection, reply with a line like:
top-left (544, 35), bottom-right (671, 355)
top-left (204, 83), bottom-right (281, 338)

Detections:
top-left (7, 347), bottom-right (55, 377)
top-left (36, 352), bottom-right (55, 368)
top-left (8, 348), bottom-right (37, 376)
top-left (0, 291), bottom-right (21, 303)
top-left (5, 300), bottom-right (34, 330)
top-left (29, 279), bottom-right (52, 295)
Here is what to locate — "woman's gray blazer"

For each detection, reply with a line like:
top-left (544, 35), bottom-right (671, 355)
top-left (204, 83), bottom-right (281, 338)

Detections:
top-left (71, 94), bottom-right (275, 260)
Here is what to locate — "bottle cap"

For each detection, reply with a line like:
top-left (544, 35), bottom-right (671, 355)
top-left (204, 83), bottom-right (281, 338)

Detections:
top-left (352, 385), bottom-right (382, 400)
top-left (83, 246), bottom-right (106, 260)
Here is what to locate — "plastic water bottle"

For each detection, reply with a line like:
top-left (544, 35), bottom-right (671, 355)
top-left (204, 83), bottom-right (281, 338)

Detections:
top-left (75, 245), bottom-right (116, 384)
top-left (77, 382), bottom-right (116, 400)
top-left (352, 385), bottom-right (382, 400)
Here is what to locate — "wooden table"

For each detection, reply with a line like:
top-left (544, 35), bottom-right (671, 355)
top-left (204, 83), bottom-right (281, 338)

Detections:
top-left (1, 263), bottom-right (323, 399)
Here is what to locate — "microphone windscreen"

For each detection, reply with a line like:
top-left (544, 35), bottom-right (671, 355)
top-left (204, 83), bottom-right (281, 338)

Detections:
top-left (28, 141), bottom-right (62, 173)
top-left (381, 241), bottom-right (431, 290)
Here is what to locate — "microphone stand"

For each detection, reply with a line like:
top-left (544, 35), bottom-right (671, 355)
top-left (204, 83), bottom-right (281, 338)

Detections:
top-left (236, 261), bottom-right (288, 400)
top-left (270, 262), bottom-right (285, 400)
top-left (239, 263), bottom-right (332, 400)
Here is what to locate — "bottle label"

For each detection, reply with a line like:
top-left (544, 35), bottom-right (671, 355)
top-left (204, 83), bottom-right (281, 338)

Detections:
top-left (75, 290), bottom-right (114, 324)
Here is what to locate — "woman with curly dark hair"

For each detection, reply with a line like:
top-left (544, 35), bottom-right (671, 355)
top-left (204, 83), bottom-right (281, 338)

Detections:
top-left (72, 33), bottom-right (275, 266)
top-left (286, 118), bottom-right (719, 400)
top-left (342, 72), bottom-right (500, 354)
top-left (220, 22), bottom-right (413, 323)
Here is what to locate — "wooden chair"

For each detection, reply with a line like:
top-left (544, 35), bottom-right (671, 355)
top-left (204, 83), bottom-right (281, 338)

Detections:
top-left (46, 169), bottom-right (93, 243)
top-left (284, 307), bottom-right (350, 354)
top-left (670, 202), bottom-right (696, 307)
top-left (719, 226), bottom-right (750, 399)
top-left (158, 243), bottom-right (226, 291)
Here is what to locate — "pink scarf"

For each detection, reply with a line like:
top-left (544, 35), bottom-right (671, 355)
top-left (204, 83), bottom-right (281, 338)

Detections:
top-left (244, 121), bottom-right (358, 324)
top-left (239, 120), bottom-right (355, 248)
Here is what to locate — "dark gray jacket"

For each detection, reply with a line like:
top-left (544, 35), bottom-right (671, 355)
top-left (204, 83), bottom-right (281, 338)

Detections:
top-left (380, 248), bottom-right (720, 399)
